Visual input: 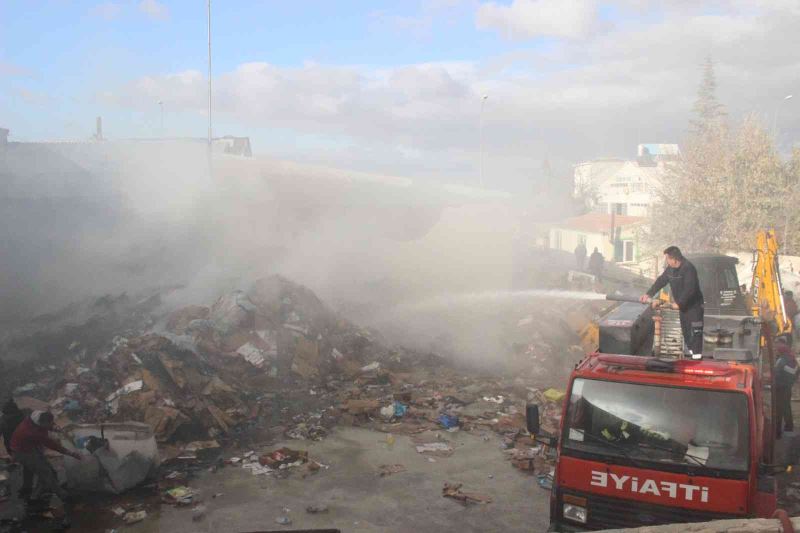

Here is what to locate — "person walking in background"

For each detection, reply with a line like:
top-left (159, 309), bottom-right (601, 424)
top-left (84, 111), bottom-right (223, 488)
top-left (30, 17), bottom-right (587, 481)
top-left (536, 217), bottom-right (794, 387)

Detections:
top-left (784, 291), bottom-right (799, 343)
top-left (574, 242), bottom-right (587, 271)
top-left (588, 247), bottom-right (604, 282)
top-left (774, 342), bottom-right (798, 438)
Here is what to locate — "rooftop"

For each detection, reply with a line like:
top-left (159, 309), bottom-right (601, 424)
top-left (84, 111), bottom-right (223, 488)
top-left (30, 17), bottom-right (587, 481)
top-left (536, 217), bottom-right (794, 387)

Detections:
top-left (556, 212), bottom-right (645, 233)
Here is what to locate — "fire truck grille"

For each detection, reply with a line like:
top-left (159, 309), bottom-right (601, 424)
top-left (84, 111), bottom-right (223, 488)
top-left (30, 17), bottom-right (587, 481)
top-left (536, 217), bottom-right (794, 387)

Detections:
top-left (562, 489), bottom-right (738, 530)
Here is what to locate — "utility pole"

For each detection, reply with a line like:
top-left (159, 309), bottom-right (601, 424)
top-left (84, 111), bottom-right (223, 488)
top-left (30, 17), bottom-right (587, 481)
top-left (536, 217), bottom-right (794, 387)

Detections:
top-left (207, 0), bottom-right (213, 176)
top-left (479, 94), bottom-right (488, 188)
top-left (158, 100), bottom-right (164, 135)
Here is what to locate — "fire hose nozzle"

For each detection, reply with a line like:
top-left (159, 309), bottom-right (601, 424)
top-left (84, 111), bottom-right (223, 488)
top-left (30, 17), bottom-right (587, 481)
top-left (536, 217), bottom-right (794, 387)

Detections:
top-left (605, 291), bottom-right (651, 304)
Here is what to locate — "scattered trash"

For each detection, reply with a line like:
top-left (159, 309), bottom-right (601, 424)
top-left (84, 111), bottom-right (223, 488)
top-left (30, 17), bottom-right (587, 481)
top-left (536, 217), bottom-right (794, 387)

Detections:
top-left (378, 464), bottom-right (406, 477)
top-left (543, 388), bottom-right (566, 403)
top-left (361, 362), bottom-right (381, 372)
top-left (537, 472), bottom-right (554, 490)
top-left (163, 486), bottom-right (194, 505)
top-left (393, 402), bottom-right (408, 417)
top-left (110, 506), bottom-right (126, 517)
top-left (258, 447), bottom-right (308, 469)
top-left (275, 516), bottom-right (292, 525)
top-left (123, 510), bottom-right (147, 524)
top-left (483, 396), bottom-right (505, 404)
top-left (415, 442), bottom-right (454, 456)
top-left (306, 504), bottom-right (329, 514)
top-left (437, 414), bottom-right (459, 429)
top-left (442, 482), bottom-right (493, 505)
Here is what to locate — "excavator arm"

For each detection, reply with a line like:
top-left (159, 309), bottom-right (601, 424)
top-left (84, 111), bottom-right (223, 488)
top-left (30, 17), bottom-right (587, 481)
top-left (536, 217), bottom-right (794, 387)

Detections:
top-left (750, 229), bottom-right (792, 335)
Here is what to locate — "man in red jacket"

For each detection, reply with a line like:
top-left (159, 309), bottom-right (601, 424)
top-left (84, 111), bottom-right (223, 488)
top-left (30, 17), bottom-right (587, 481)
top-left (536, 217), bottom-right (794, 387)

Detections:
top-left (10, 410), bottom-right (80, 502)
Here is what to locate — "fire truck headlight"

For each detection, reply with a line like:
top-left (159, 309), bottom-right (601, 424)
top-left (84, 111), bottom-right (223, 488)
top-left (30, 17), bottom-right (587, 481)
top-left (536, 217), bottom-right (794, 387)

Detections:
top-left (563, 503), bottom-right (588, 524)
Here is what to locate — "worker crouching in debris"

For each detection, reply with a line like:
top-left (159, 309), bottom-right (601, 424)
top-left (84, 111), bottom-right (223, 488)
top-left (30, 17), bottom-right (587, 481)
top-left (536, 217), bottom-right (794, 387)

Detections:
top-left (774, 342), bottom-right (798, 439)
top-left (640, 246), bottom-right (705, 359)
top-left (10, 410), bottom-right (81, 506)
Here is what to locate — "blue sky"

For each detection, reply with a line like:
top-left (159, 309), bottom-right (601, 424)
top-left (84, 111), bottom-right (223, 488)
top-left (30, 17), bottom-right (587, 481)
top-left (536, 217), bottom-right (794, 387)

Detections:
top-left (2, 1), bottom-right (798, 190)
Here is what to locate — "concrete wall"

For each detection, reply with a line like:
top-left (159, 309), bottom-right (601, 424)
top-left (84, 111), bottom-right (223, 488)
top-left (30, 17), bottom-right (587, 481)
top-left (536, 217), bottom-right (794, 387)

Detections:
top-left (602, 516), bottom-right (800, 533)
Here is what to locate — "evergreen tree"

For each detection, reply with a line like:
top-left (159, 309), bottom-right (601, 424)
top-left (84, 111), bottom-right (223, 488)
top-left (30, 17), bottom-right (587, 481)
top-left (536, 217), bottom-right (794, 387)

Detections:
top-left (689, 56), bottom-right (727, 137)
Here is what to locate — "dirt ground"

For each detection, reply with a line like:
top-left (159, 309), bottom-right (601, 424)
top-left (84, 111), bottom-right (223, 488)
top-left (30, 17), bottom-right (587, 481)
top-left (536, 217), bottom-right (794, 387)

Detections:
top-left (1, 426), bottom-right (550, 533)
top-left (130, 427), bottom-right (549, 533)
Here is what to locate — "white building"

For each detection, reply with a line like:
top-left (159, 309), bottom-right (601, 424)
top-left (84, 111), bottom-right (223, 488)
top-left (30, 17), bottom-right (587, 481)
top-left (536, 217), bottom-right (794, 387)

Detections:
top-left (574, 144), bottom-right (679, 217)
top-left (549, 213), bottom-right (646, 263)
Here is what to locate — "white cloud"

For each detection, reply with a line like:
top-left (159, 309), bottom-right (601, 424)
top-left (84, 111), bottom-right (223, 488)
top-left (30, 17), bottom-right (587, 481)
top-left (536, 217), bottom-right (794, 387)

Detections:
top-left (99, 2), bottom-right (800, 189)
top-left (476, 0), bottom-right (598, 40)
top-left (138, 0), bottom-right (170, 21)
top-left (15, 87), bottom-right (52, 106)
top-left (88, 2), bottom-right (123, 20)
top-left (0, 61), bottom-right (30, 77)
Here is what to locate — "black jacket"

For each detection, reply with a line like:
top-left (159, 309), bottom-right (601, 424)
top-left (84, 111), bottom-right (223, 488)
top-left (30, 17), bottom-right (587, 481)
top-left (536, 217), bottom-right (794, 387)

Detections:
top-left (646, 259), bottom-right (704, 311)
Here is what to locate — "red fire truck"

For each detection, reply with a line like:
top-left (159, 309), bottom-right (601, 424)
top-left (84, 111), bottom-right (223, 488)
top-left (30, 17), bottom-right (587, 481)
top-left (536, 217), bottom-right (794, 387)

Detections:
top-left (528, 243), bottom-right (792, 530)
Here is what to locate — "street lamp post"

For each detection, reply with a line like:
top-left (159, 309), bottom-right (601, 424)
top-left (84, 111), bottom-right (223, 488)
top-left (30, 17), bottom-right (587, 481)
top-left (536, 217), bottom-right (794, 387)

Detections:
top-left (479, 94), bottom-right (488, 188)
top-left (207, 0), bottom-right (213, 174)
top-left (774, 94), bottom-right (794, 251)
top-left (773, 94), bottom-right (793, 139)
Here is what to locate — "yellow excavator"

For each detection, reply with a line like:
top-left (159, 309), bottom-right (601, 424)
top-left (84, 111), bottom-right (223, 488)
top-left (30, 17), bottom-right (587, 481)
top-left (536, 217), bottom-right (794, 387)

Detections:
top-left (751, 229), bottom-right (793, 336)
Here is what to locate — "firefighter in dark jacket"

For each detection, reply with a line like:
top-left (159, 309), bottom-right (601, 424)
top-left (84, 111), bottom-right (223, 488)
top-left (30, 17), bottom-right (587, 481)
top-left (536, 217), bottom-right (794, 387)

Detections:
top-left (640, 246), bottom-right (705, 358)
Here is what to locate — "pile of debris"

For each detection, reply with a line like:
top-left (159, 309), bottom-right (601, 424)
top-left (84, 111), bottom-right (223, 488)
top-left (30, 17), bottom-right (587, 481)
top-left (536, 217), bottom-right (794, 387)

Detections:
top-left (0, 276), bottom-right (432, 453)
top-left (1, 274), bottom-right (568, 490)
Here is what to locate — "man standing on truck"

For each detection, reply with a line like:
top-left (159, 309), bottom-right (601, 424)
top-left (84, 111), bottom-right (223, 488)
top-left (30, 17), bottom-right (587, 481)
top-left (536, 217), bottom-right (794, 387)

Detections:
top-left (640, 246), bottom-right (705, 359)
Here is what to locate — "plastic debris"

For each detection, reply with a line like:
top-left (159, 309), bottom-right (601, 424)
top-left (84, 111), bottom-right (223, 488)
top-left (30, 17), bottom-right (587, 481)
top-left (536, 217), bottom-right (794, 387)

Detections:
top-left (378, 464), bottom-right (406, 477)
top-left (415, 442), bottom-right (454, 456)
top-left (442, 482), bottom-right (493, 505)
top-left (537, 472), bottom-right (554, 490)
top-left (163, 486), bottom-right (194, 505)
top-left (123, 511), bottom-right (147, 524)
top-left (306, 504), bottom-right (329, 514)
top-left (275, 516), bottom-right (292, 525)
top-left (543, 388), bottom-right (566, 402)
top-left (393, 401), bottom-right (408, 417)
top-left (437, 414), bottom-right (459, 429)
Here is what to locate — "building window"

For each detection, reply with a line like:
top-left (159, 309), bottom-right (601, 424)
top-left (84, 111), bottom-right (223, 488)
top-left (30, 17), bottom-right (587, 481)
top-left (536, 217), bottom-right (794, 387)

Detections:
top-left (578, 234), bottom-right (587, 246)
top-left (625, 241), bottom-right (635, 262)
top-left (613, 203), bottom-right (628, 215)
top-left (554, 230), bottom-right (562, 250)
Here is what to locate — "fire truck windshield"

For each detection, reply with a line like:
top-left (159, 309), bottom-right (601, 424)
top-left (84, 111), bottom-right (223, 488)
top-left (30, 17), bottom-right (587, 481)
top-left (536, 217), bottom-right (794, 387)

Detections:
top-left (563, 378), bottom-right (749, 474)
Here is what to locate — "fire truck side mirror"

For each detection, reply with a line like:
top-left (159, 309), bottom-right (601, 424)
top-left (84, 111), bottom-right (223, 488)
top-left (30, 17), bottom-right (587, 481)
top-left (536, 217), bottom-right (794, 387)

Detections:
top-left (526, 403), bottom-right (540, 435)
